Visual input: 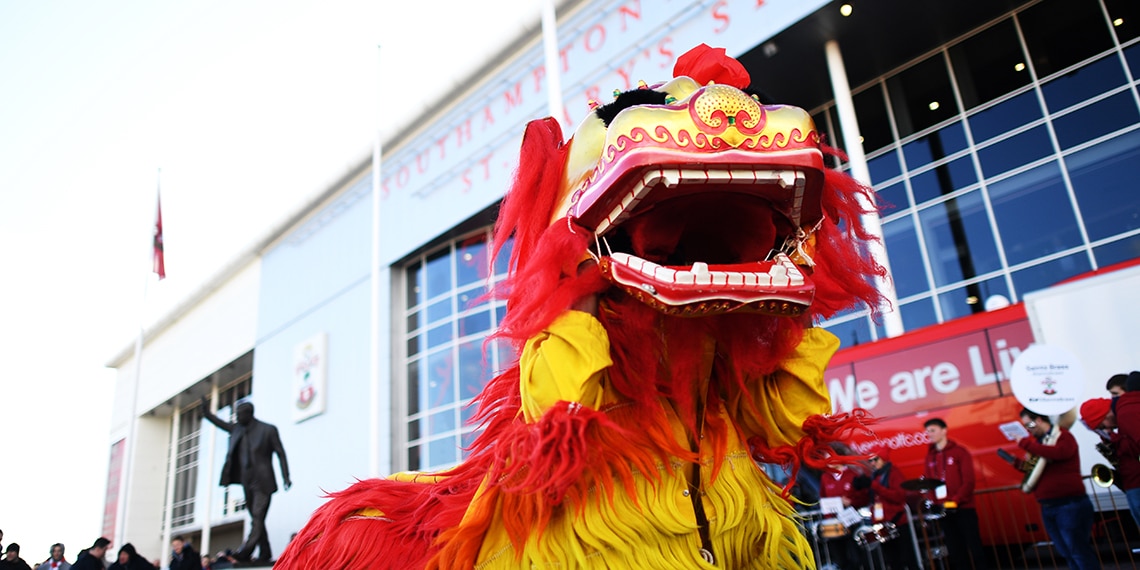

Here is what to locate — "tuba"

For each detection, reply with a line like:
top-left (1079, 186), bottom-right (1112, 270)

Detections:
top-left (1022, 424), bottom-right (1060, 493)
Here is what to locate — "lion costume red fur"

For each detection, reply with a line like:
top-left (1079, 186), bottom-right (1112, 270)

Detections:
top-left (277, 44), bottom-right (885, 569)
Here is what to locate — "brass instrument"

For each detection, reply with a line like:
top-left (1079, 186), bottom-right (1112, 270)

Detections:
top-left (1022, 424), bottom-right (1060, 493)
top-left (1092, 438), bottom-right (1119, 488)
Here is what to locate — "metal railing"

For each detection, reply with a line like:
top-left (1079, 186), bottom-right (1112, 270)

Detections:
top-left (802, 477), bottom-right (1140, 570)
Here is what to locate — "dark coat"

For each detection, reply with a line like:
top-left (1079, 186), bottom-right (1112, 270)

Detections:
top-left (0, 557), bottom-right (33, 570)
top-left (167, 545), bottom-right (198, 570)
top-left (205, 415), bottom-right (290, 494)
top-left (68, 553), bottom-right (103, 570)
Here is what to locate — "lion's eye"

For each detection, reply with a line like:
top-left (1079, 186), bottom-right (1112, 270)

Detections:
top-left (595, 89), bottom-right (669, 127)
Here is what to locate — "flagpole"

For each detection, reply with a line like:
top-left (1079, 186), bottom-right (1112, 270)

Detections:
top-left (117, 168), bottom-right (162, 546)
top-left (369, 46), bottom-right (384, 478)
top-left (539, 0), bottom-right (565, 129)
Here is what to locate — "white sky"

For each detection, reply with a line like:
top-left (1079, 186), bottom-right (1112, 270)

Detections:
top-left (0, 0), bottom-right (538, 562)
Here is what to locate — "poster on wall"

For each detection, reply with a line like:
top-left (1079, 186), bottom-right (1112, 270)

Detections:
top-left (293, 332), bottom-right (328, 423)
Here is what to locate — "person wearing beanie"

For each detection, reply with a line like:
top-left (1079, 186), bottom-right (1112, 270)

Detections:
top-left (0, 543), bottom-right (33, 570)
top-left (922, 417), bottom-right (989, 569)
top-left (1090, 388), bottom-right (1140, 528)
top-left (107, 544), bottom-right (155, 570)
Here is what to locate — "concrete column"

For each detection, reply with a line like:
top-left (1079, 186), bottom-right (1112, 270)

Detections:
top-left (825, 39), bottom-right (905, 338)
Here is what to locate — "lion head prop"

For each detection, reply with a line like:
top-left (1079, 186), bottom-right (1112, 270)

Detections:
top-left (277, 44), bottom-right (885, 570)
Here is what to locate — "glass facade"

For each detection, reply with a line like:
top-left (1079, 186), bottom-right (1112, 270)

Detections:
top-left (401, 229), bottom-right (512, 471)
top-left (818, 0), bottom-right (1140, 347)
top-left (397, 0), bottom-right (1140, 468)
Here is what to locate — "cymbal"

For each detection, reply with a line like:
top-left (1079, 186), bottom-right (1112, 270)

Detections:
top-left (901, 478), bottom-right (944, 491)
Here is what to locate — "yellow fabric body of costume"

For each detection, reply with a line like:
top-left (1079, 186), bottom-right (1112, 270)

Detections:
top-left (460, 310), bottom-right (839, 569)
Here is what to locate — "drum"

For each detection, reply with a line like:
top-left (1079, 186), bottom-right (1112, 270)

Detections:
top-left (815, 517), bottom-right (848, 539)
top-left (853, 522), bottom-right (900, 548)
top-left (923, 500), bottom-right (946, 520)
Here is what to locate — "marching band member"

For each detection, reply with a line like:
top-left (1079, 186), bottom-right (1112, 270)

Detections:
top-left (1017, 409), bottom-right (1100, 570)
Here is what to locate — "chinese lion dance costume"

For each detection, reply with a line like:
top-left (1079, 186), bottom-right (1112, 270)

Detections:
top-left (278, 45), bottom-right (885, 569)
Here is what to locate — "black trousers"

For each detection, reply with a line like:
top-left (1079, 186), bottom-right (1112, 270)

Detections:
top-left (237, 486), bottom-right (273, 561)
top-left (942, 508), bottom-right (989, 570)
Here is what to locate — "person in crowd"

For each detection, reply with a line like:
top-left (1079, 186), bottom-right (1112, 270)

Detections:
top-left (0, 543), bottom-right (33, 570)
top-left (923, 417), bottom-right (989, 569)
top-left (106, 545), bottom-right (153, 570)
top-left (819, 462), bottom-right (870, 569)
top-left (1017, 409), bottom-right (1100, 570)
top-left (862, 445), bottom-right (919, 570)
top-left (33, 544), bottom-right (69, 570)
top-left (1106, 374), bottom-right (1128, 397)
top-left (168, 537), bottom-right (198, 570)
top-left (209, 551), bottom-right (235, 570)
top-left (68, 539), bottom-right (109, 570)
top-left (1089, 387), bottom-right (1140, 527)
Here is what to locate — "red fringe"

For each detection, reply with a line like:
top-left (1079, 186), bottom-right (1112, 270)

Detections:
top-left (749, 409), bottom-right (877, 497)
top-left (275, 475), bottom-right (479, 569)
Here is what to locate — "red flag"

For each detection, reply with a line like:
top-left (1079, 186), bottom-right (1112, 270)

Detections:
top-left (153, 194), bottom-right (166, 280)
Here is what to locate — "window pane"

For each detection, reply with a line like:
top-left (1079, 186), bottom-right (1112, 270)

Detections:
top-left (406, 310), bottom-right (420, 333)
top-left (456, 234), bottom-right (489, 287)
top-left (407, 445), bottom-right (421, 471)
top-left (968, 91), bottom-right (1043, 144)
top-left (887, 54), bottom-right (959, 138)
top-left (989, 162), bottom-right (1083, 265)
top-left (429, 409), bottom-right (456, 434)
top-left (492, 237), bottom-right (513, 276)
top-left (919, 190), bottom-right (1002, 286)
top-left (427, 322), bottom-right (452, 349)
top-left (425, 248), bottom-right (452, 299)
top-left (407, 359), bottom-right (421, 415)
top-left (457, 285), bottom-right (489, 312)
top-left (408, 418), bottom-right (421, 442)
top-left (458, 340), bottom-right (490, 401)
top-left (1067, 130), bottom-right (1140, 241)
top-left (938, 276), bottom-right (1011, 321)
top-left (1019, 0), bottom-right (1114, 78)
top-left (1127, 43), bottom-right (1140, 79)
top-left (902, 122), bottom-right (967, 170)
top-left (882, 217), bottom-right (928, 298)
top-left (977, 125), bottom-right (1054, 178)
top-left (458, 310), bottom-right (491, 339)
top-left (407, 333), bottom-right (421, 357)
top-left (1106, 0), bottom-right (1140, 43)
top-left (1095, 234), bottom-right (1140, 267)
top-left (407, 261), bottom-right (424, 308)
top-left (1011, 253), bottom-right (1092, 297)
top-left (823, 316), bottom-right (874, 349)
top-left (426, 349), bottom-right (455, 408)
top-left (1040, 55), bottom-right (1127, 113)
top-left (868, 152), bottom-right (902, 185)
top-left (876, 181), bottom-right (908, 216)
top-left (854, 86), bottom-right (894, 154)
top-left (426, 298), bottom-right (452, 324)
top-left (1053, 91), bottom-right (1139, 150)
top-left (429, 436), bottom-right (458, 467)
top-left (899, 297), bottom-right (938, 331)
top-left (910, 156), bottom-right (978, 204)
top-left (950, 19), bottom-right (1031, 109)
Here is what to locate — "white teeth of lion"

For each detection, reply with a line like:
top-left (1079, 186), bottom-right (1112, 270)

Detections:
top-left (690, 262), bottom-right (709, 276)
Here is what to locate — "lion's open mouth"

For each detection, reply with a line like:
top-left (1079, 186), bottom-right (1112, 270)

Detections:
top-left (578, 161), bottom-right (820, 316)
top-left (558, 80), bottom-right (828, 316)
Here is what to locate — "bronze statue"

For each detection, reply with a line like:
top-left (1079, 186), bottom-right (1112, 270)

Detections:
top-left (201, 397), bottom-right (291, 564)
